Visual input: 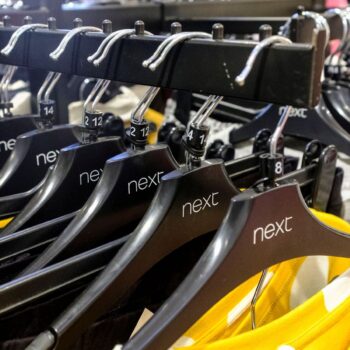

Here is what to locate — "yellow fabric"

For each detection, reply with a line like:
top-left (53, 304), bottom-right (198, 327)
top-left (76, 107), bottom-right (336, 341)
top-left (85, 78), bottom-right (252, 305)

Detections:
top-left (144, 109), bottom-right (164, 145)
top-left (182, 268), bottom-right (350, 350)
top-left (0, 217), bottom-right (13, 229)
top-left (173, 210), bottom-right (350, 349)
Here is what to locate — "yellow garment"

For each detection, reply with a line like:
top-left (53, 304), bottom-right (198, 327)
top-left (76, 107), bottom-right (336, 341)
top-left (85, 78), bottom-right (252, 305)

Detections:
top-left (179, 267), bottom-right (350, 350)
top-left (173, 210), bottom-right (350, 349)
top-left (144, 109), bottom-right (164, 145)
top-left (0, 217), bottom-right (13, 229)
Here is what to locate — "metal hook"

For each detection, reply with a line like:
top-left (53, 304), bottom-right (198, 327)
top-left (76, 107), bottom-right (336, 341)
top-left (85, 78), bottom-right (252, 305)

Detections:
top-left (36, 71), bottom-right (62, 111)
top-left (143, 32), bottom-right (212, 71)
top-left (44, 72), bottom-right (61, 101)
top-left (131, 86), bottom-right (160, 124)
top-left (235, 34), bottom-right (294, 329)
top-left (0, 65), bottom-right (16, 117)
top-left (91, 79), bottom-right (111, 112)
top-left (88, 28), bottom-right (153, 66)
top-left (335, 10), bottom-right (350, 67)
top-left (83, 79), bottom-right (103, 112)
top-left (235, 34), bottom-right (293, 154)
top-left (191, 95), bottom-right (223, 127)
top-left (270, 105), bottom-right (292, 155)
top-left (2, 65), bottom-right (16, 103)
top-left (327, 9), bottom-right (348, 49)
top-left (235, 35), bottom-right (292, 87)
top-left (82, 78), bottom-right (111, 120)
top-left (304, 11), bottom-right (330, 47)
top-left (250, 269), bottom-right (268, 329)
top-left (0, 65), bottom-right (13, 103)
top-left (1, 23), bottom-right (47, 56)
top-left (50, 26), bottom-right (102, 61)
top-left (0, 67), bottom-right (10, 105)
top-left (87, 29), bottom-right (134, 64)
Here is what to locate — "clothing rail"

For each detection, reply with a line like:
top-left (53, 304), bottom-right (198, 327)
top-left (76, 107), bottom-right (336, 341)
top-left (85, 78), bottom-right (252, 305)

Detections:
top-left (0, 25), bottom-right (325, 107)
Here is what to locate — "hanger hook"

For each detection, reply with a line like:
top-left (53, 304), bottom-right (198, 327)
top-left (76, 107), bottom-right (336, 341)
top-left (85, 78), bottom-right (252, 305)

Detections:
top-left (88, 28), bottom-right (153, 67)
top-left (0, 65), bottom-right (13, 104)
top-left (91, 79), bottom-right (111, 112)
top-left (132, 27), bottom-right (212, 124)
top-left (143, 31), bottom-right (212, 71)
top-left (2, 65), bottom-right (17, 104)
top-left (87, 29), bottom-right (134, 65)
top-left (83, 79), bottom-right (103, 112)
top-left (36, 71), bottom-right (62, 112)
top-left (82, 78), bottom-right (111, 128)
top-left (131, 86), bottom-right (160, 124)
top-left (44, 72), bottom-right (62, 101)
top-left (270, 105), bottom-right (292, 155)
top-left (1, 23), bottom-right (47, 56)
top-left (50, 26), bottom-right (102, 61)
top-left (235, 35), bottom-right (292, 87)
top-left (0, 66), bottom-right (10, 105)
top-left (234, 34), bottom-right (293, 154)
top-left (327, 9), bottom-right (348, 49)
top-left (303, 11), bottom-right (330, 47)
top-left (192, 95), bottom-right (223, 127)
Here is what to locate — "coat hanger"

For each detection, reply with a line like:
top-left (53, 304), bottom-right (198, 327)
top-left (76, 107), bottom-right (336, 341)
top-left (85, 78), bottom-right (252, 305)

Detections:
top-left (0, 211), bottom-right (77, 265)
top-left (122, 35), bottom-right (349, 350)
top-left (0, 60), bottom-right (125, 234)
top-left (0, 70), bottom-right (79, 218)
top-left (0, 233), bottom-right (130, 317)
top-left (229, 13), bottom-right (350, 155)
top-left (23, 25), bottom-right (337, 349)
top-left (0, 23), bottom-right (90, 217)
top-left (0, 64), bottom-right (37, 169)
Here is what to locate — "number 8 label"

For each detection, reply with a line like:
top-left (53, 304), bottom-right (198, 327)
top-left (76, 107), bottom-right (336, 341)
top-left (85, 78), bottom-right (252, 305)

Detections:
top-left (275, 161), bottom-right (283, 175)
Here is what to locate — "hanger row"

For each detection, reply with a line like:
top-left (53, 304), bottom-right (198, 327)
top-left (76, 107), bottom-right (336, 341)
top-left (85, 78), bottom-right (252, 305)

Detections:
top-left (0, 16), bottom-right (323, 107)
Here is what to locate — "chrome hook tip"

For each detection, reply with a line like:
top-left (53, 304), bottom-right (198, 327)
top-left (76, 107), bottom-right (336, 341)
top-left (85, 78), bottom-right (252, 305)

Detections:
top-left (235, 75), bottom-right (245, 87)
top-left (49, 53), bottom-right (58, 61)
top-left (149, 63), bottom-right (157, 71)
top-left (142, 60), bottom-right (150, 68)
top-left (93, 59), bottom-right (101, 67)
top-left (1, 49), bottom-right (9, 56)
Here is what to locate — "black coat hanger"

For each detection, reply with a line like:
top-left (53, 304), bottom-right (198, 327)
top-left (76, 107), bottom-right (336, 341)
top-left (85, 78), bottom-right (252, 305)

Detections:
top-left (0, 138), bottom-right (124, 234)
top-left (0, 170), bottom-right (49, 221)
top-left (0, 65), bottom-right (37, 169)
top-left (0, 79), bottom-right (126, 236)
top-left (0, 234), bottom-right (129, 317)
top-left (0, 124), bottom-right (79, 216)
top-left (124, 162), bottom-right (350, 350)
top-left (0, 212), bottom-right (77, 278)
top-left (229, 97), bottom-right (350, 155)
top-left (0, 116), bottom-right (37, 169)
